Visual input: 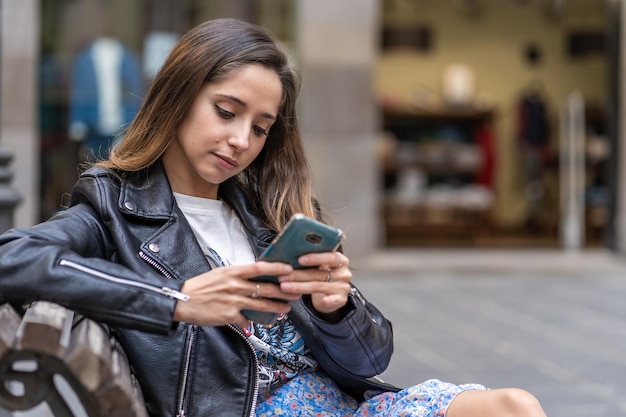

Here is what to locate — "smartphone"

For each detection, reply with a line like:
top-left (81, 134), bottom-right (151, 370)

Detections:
top-left (255, 213), bottom-right (345, 282)
top-left (241, 213), bottom-right (345, 323)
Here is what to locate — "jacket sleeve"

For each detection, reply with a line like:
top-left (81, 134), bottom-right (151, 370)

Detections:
top-left (0, 203), bottom-right (181, 334)
top-left (294, 285), bottom-right (394, 380)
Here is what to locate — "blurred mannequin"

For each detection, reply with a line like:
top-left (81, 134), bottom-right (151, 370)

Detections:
top-left (69, 37), bottom-right (142, 160)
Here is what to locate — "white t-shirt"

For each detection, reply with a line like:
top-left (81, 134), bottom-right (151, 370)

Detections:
top-left (173, 192), bottom-right (255, 266)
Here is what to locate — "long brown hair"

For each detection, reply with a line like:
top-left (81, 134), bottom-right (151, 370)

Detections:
top-left (97, 18), bottom-right (315, 231)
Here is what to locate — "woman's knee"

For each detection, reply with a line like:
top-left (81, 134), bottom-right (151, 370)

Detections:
top-left (446, 387), bottom-right (546, 417)
top-left (496, 388), bottom-right (546, 416)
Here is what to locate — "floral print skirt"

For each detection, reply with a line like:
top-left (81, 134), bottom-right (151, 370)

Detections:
top-left (256, 368), bottom-right (487, 417)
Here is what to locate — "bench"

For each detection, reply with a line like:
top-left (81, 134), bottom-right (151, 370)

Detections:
top-left (0, 301), bottom-right (147, 417)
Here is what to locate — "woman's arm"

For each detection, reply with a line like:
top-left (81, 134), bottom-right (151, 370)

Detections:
top-left (0, 205), bottom-right (181, 334)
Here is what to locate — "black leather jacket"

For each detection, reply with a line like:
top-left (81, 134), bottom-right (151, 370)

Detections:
top-left (0, 161), bottom-right (397, 417)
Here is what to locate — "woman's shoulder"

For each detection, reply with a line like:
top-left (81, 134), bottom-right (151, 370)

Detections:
top-left (70, 166), bottom-right (123, 205)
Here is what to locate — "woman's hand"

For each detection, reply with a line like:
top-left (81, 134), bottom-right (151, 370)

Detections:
top-left (173, 261), bottom-right (299, 328)
top-left (279, 252), bottom-right (351, 321)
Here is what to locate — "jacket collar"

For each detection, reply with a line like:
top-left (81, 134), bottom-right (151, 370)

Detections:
top-left (116, 159), bottom-right (175, 220)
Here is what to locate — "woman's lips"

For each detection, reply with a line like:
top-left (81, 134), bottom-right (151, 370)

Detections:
top-left (215, 153), bottom-right (238, 170)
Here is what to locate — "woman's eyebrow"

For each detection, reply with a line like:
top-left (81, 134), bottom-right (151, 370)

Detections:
top-left (216, 93), bottom-right (276, 121)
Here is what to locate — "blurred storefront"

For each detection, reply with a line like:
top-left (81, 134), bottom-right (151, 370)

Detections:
top-left (377, 0), bottom-right (616, 250)
top-left (1, 0), bottom-right (625, 256)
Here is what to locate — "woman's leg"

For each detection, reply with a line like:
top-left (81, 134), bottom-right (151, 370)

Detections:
top-left (446, 388), bottom-right (547, 417)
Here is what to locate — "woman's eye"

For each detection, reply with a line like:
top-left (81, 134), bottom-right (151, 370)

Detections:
top-left (253, 126), bottom-right (268, 137)
top-left (215, 105), bottom-right (234, 119)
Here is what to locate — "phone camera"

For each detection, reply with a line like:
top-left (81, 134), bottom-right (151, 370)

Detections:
top-left (305, 233), bottom-right (323, 245)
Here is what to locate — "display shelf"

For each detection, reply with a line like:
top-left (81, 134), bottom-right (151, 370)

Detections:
top-left (381, 105), bottom-right (496, 246)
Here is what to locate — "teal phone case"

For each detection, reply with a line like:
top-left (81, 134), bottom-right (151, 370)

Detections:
top-left (241, 214), bottom-right (344, 324)
top-left (258, 214), bottom-right (344, 272)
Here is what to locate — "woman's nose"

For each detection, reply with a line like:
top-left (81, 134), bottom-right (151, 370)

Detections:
top-left (227, 124), bottom-right (250, 150)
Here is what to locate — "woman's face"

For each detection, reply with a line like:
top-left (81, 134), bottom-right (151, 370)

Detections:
top-left (163, 63), bottom-right (282, 198)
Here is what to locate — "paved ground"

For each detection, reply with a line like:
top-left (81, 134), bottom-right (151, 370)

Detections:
top-left (352, 248), bottom-right (626, 417)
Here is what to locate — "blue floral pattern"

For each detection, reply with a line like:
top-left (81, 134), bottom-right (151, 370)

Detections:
top-left (256, 368), bottom-right (488, 416)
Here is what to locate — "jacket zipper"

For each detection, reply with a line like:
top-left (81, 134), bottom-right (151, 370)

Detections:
top-left (138, 251), bottom-right (174, 280)
top-left (228, 323), bottom-right (260, 417)
top-left (137, 251), bottom-right (196, 417)
top-left (173, 325), bottom-right (259, 417)
top-left (59, 259), bottom-right (189, 301)
top-left (175, 325), bottom-right (197, 417)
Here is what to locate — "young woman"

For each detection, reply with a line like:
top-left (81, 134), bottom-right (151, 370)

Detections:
top-left (0, 18), bottom-right (547, 417)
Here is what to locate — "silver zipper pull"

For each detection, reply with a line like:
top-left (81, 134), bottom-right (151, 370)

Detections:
top-left (161, 286), bottom-right (190, 302)
top-left (349, 287), bottom-right (366, 306)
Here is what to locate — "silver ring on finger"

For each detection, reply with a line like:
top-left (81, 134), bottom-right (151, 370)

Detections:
top-left (251, 283), bottom-right (260, 298)
top-left (326, 270), bottom-right (333, 282)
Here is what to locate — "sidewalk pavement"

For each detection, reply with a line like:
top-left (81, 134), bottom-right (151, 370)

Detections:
top-left (353, 248), bottom-right (626, 417)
